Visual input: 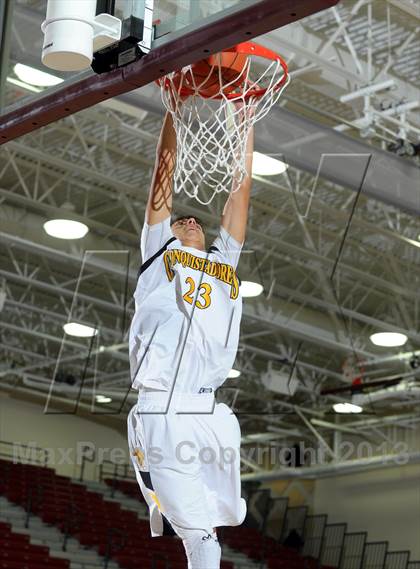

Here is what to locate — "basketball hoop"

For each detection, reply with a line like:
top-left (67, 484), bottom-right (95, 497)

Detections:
top-left (157, 42), bottom-right (290, 205)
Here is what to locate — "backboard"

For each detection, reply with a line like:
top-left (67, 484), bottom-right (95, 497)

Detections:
top-left (116, 0), bottom-right (246, 42)
top-left (116, 0), bottom-right (339, 49)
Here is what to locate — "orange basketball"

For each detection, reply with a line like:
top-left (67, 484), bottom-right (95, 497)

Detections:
top-left (173, 51), bottom-right (247, 98)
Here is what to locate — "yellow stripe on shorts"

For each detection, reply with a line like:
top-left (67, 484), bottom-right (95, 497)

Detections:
top-left (150, 491), bottom-right (163, 511)
top-left (132, 448), bottom-right (144, 467)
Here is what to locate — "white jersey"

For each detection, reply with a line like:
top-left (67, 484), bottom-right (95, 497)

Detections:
top-left (129, 216), bottom-right (243, 394)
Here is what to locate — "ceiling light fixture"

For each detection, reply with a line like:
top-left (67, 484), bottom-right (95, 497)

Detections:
top-left (369, 332), bottom-right (408, 347)
top-left (43, 219), bottom-right (89, 240)
top-left (95, 395), bottom-right (112, 404)
top-left (240, 281), bottom-right (264, 298)
top-left (252, 152), bottom-right (288, 176)
top-left (333, 402), bottom-right (363, 414)
top-left (228, 369), bottom-right (241, 379)
top-left (14, 63), bottom-right (63, 87)
top-left (63, 322), bottom-right (97, 338)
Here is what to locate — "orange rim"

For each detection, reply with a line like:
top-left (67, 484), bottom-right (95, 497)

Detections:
top-left (158, 41), bottom-right (289, 101)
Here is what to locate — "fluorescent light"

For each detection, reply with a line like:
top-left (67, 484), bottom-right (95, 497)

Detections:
top-left (6, 77), bottom-right (42, 93)
top-left (43, 219), bottom-right (89, 240)
top-left (252, 152), bottom-right (288, 176)
top-left (63, 322), bottom-right (97, 338)
top-left (240, 281), bottom-right (264, 298)
top-left (333, 402), bottom-right (363, 414)
top-left (95, 395), bottom-right (112, 404)
top-left (14, 63), bottom-right (63, 87)
top-left (370, 332), bottom-right (407, 347)
top-left (228, 369), bottom-right (241, 378)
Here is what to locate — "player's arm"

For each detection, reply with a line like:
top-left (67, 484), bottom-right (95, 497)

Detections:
top-left (221, 124), bottom-right (254, 244)
top-left (145, 111), bottom-right (177, 226)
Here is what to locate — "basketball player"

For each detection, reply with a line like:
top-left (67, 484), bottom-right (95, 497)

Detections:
top-left (127, 107), bottom-right (254, 569)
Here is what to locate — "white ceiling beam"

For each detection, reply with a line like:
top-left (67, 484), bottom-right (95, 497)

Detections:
top-left (387, 0), bottom-right (420, 19)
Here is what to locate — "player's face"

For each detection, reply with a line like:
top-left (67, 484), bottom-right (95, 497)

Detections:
top-left (171, 216), bottom-right (206, 249)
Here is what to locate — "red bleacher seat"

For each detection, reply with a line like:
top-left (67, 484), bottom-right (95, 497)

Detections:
top-left (0, 520), bottom-right (69, 569)
top-left (0, 460), bottom-right (186, 569)
top-left (104, 477), bottom-right (147, 503)
top-left (223, 525), bottom-right (323, 569)
top-left (1, 458), bottom-right (283, 569)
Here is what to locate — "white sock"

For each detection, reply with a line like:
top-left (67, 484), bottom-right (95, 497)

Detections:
top-left (182, 529), bottom-right (221, 569)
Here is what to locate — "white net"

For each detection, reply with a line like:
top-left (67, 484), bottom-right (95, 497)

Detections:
top-left (158, 43), bottom-right (290, 205)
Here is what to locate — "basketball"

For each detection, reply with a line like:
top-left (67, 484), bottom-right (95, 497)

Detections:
top-left (173, 51), bottom-right (248, 98)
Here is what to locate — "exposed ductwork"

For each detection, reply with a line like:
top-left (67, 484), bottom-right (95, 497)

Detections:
top-left (352, 380), bottom-right (420, 406)
top-left (241, 451), bottom-right (420, 481)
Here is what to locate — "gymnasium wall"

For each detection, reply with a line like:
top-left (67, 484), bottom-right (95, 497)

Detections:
top-left (257, 426), bottom-right (420, 557)
top-left (313, 461), bottom-right (420, 559)
top-left (0, 394), bottom-right (129, 481)
top-left (264, 479), bottom-right (315, 508)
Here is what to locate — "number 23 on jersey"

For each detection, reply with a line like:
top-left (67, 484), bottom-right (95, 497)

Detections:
top-left (183, 276), bottom-right (212, 309)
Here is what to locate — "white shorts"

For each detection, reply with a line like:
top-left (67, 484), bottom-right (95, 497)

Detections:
top-left (127, 391), bottom-right (247, 537)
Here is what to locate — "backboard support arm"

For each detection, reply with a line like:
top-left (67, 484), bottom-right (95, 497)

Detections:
top-left (138, 0), bottom-right (155, 54)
